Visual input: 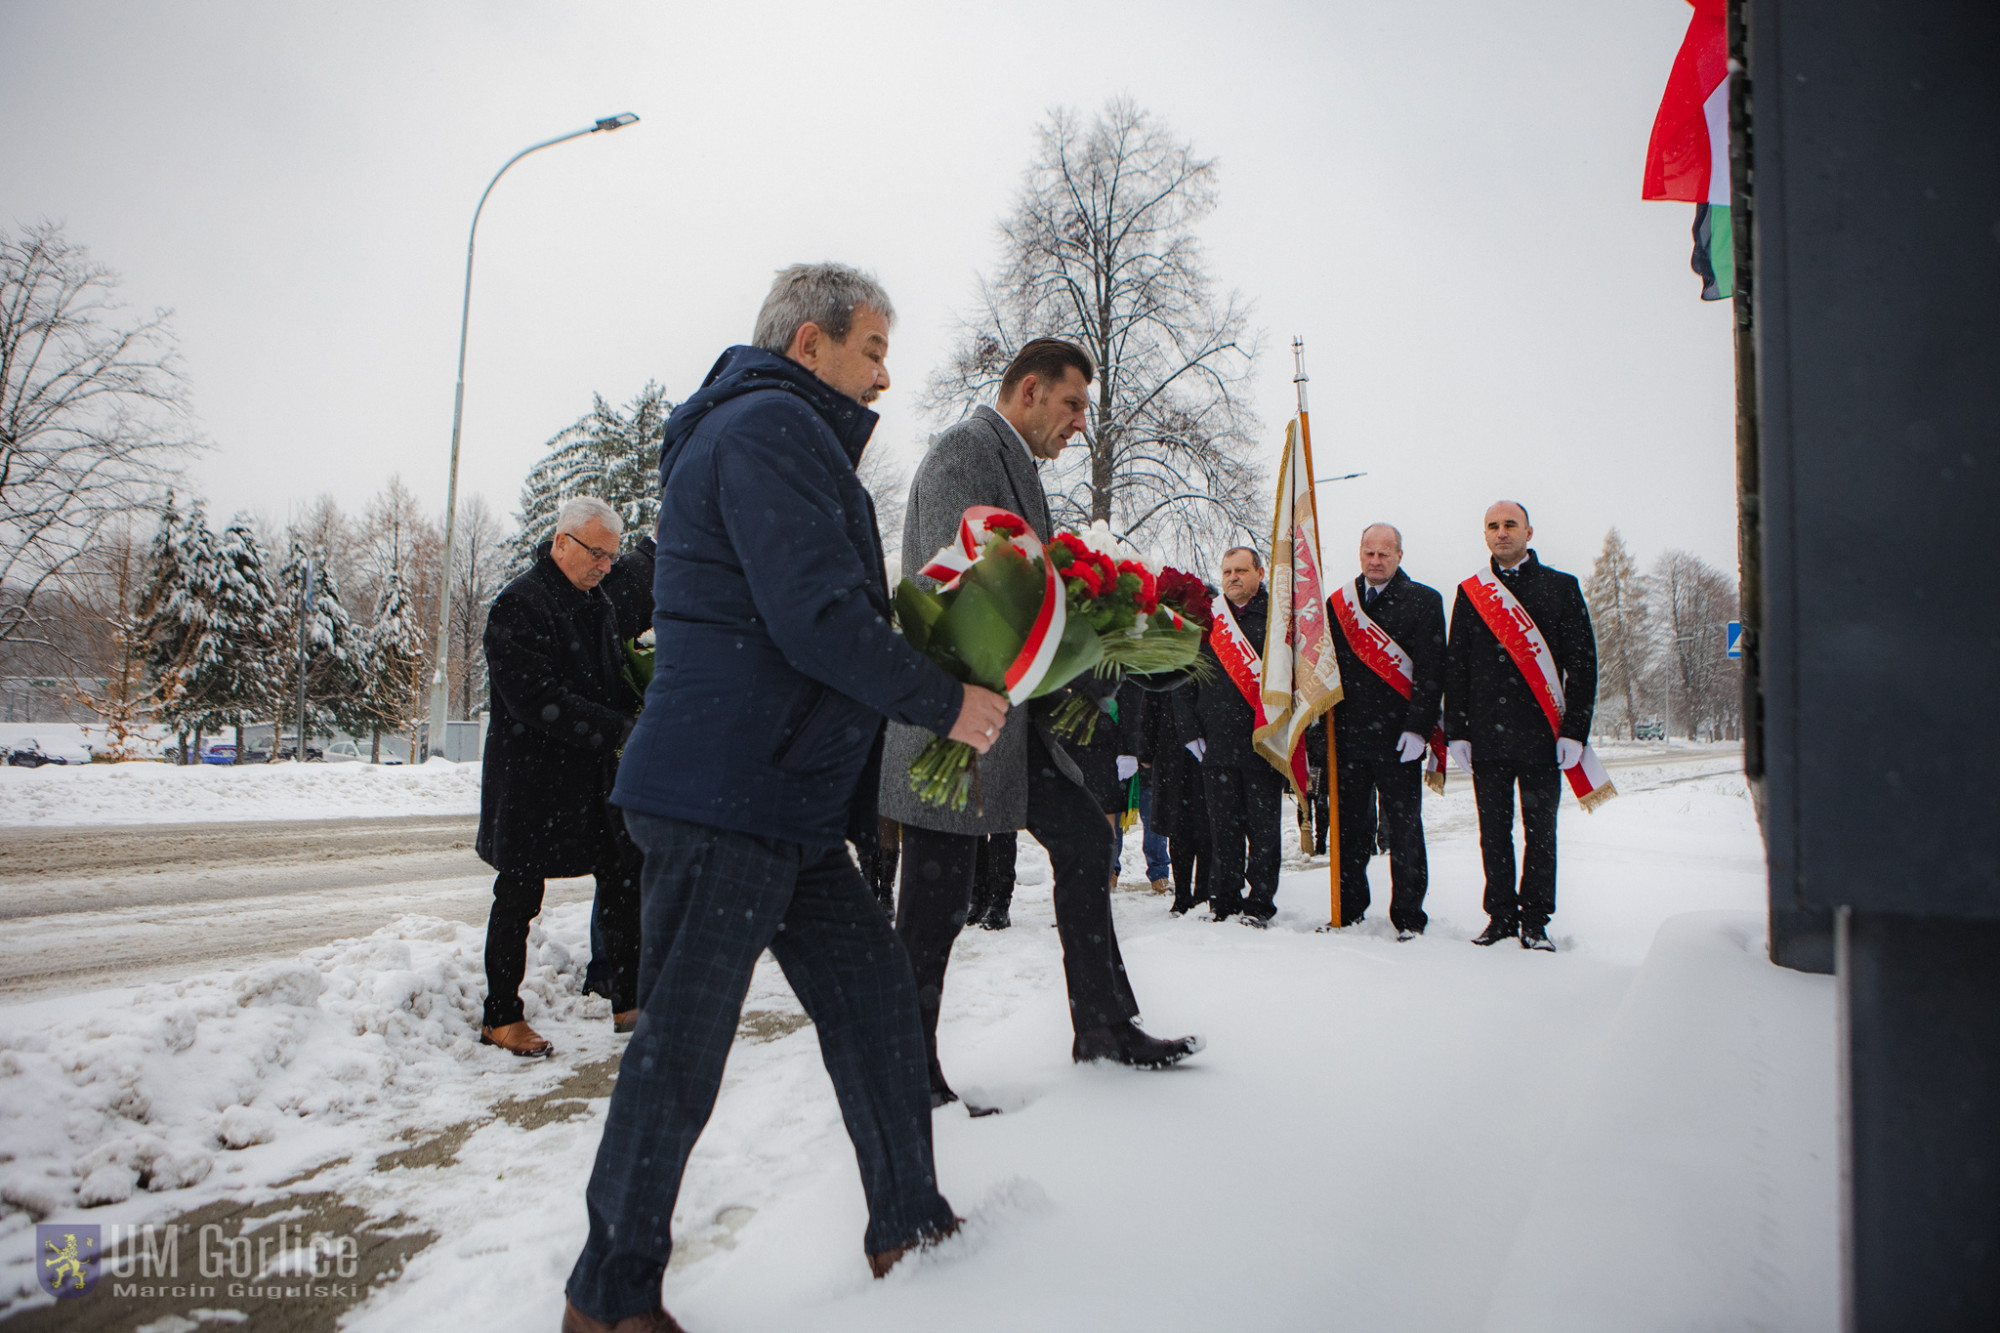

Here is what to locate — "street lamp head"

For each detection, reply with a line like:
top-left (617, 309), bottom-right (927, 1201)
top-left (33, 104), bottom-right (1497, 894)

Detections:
top-left (594, 113), bottom-right (640, 132)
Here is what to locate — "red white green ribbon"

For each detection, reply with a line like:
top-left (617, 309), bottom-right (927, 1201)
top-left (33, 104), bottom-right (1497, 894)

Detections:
top-left (1328, 581), bottom-right (1449, 791)
top-left (1459, 568), bottom-right (1618, 811)
top-left (920, 505), bottom-right (1066, 705)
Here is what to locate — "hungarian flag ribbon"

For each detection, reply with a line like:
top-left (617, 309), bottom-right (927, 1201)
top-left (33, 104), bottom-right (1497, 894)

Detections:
top-left (1459, 568), bottom-right (1617, 811)
top-left (1642, 0), bottom-right (1732, 300)
top-left (919, 505), bottom-right (1067, 705)
top-left (1328, 582), bottom-right (1449, 794)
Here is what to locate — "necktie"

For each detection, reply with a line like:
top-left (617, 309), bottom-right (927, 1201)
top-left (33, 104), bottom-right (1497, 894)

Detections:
top-left (1364, 585), bottom-right (1379, 610)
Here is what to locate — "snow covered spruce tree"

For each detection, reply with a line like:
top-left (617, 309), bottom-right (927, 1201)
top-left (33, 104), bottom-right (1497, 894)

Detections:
top-left (0, 222), bottom-right (193, 650)
top-left (195, 518), bottom-right (285, 758)
top-left (515, 382), bottom-right (672, 565)
top-left (136, 496), bottom-right (221, 753)
top-left (359, 567), bottom-right (427, 761)
top-left (1586, 528), bottom-right (1650, 740)
top-left (923, 97), bottom-right (1262, 562)
top-left (273, 540), bottom-right (367, 750)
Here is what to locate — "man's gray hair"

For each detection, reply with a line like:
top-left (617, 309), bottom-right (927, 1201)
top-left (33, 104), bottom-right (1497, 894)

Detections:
top-left (554, 496), bottom-right (622, 540)
top-left (751, 262), bottom-right (896, 354)
top-left (1360, 522), bottom-right (1403, 550)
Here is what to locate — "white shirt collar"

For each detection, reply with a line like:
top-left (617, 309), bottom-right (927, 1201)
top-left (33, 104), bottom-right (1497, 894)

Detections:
top-left (991, 409), bottom-right (1034, 462)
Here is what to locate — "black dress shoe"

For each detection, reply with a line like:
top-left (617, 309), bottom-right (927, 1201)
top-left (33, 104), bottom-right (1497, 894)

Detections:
top-left (1072, 1021), bottom-right (1205, 1069)
top-left (976, 908), bottom-right (1012, 930)
top-left (1396, 928), bottom-right (1421, 942)
top-left (1471, 919), bottom-right (1517, 947)
top-left (1520, 923), bottom-right (1556, 951)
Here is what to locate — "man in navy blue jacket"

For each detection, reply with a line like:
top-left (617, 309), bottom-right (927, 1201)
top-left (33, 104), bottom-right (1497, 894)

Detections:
top-left (563, 264), bottom-right (1010, 1333)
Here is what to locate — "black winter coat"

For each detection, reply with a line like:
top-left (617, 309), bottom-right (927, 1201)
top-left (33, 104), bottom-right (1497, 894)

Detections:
top-left (599, 535), bottom-right (657, 642)
top-left (1443, 551), bottom-right (1598, 766)
top-left (1329, 569), bottom-right (1448, 763)
top-left (1139, 684), bottom-right (1208, 840)
top-left (610, 347), bottom-right (960, 848)
top-left (476, 548), bottom-right (639, 877)
top-left (1182, 587), bottom-right (1270, 769)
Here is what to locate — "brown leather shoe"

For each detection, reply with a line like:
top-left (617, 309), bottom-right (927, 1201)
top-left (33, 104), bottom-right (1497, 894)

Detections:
top-left (613, 1010), bottom-right (639, 1034)
top-left (1148, 878), bottom-right (1171, 895)
top-left (867, 1216), bottom-right (963, 1278)
top-left (561, 1298), bottom-right (685, 1332)
top-left (480, 1021), bottom-right (553, 1058)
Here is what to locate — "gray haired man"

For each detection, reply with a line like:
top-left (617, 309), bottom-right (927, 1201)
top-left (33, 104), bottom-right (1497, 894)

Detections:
top-left (476, 496), bottom-right (643, 1058)
top-left (563, 266), bottom-right (1006, 1332)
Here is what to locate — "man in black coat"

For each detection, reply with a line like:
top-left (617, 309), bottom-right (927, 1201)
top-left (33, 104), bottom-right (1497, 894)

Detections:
top-left (1180, 545), bottom-right (1287, 925)
top-left (1443, 501), bottom-right (1599, 951)
top-left (476, 497), bottom-right (641, 1057)
top-left (1327, 523), bottom-right (1447, 937)
top-left (564, 265), bottom-right (1009, 1330)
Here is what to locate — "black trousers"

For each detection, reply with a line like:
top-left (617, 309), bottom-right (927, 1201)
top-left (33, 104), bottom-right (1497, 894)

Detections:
top-left (1202, 761), bottom-right (1286, 919)
top-left (1471, 756), bottom-right (1563, 929)
top-left (858, 817), bottom-right (901, 916)
top-left (568, 811), bottom-right (953, 1322)
top-left (967, 832), bottom-right (1018, 924)
top-left (1336, 751), bottom-right (1429, 932)
top-left (484, 850), bottom-right (639, 1028)
top-left (896, 730), bottom-right (1139, 1091)
top-left (1170, 834), bottom-right (1213, 912)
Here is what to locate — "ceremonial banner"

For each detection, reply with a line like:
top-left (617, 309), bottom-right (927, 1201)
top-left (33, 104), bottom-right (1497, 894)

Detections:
top-left (1459, 568), bottom-right (1618, 811)
top-left (1328, 581), bottom-right (1449, 794)
top-left (1642, 0), bottom-right (1732, 300)
top-left (1252, 416), bottom-right (1342, 797)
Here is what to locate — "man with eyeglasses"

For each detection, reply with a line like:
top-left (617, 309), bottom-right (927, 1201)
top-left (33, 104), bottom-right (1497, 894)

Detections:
top-left (475, 495), bottom-right (643, 1058)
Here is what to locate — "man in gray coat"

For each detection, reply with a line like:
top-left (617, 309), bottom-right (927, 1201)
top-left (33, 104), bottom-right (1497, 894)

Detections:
top-left (881, 337), bottom-right (1202, 1106)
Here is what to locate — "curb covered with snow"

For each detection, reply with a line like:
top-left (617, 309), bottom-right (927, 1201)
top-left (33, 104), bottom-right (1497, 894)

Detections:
top-left (0, 758), bottom-right (481, 827)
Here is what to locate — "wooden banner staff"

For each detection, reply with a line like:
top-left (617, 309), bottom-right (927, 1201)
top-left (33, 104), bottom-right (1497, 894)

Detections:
top-left (1293, 336), bottom-right (1340, 929)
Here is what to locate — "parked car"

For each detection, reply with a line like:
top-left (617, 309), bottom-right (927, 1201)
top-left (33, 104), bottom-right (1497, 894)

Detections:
top-left (4, 738), bottom-right (67, 768)
top-left (324, 740), bottom-right (365, 764)
top-left (1633, 721), bottom-right (1665, 741)
top-left (273, 742), bottom-right (325, 762)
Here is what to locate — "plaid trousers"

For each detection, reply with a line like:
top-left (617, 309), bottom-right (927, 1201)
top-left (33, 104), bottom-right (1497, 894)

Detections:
top-left (565, 810), bottom-right (955, 1321)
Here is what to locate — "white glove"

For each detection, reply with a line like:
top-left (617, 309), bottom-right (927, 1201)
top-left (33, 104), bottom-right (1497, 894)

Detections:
top-left (1185, 738), bottom-right (1207, 763)
top-left (1396, 731), bottom-right (1427, 764)
top-left (1448, 740), bottom-right (1474, 775)
top-left (1116, 755), bottom-right (1139, 781)
top-left (1555, 737), bottom-right (1584, 770)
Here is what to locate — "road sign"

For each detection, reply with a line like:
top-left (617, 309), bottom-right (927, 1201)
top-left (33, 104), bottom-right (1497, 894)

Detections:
top-left (1725, 621), bottom-right (1743, 659)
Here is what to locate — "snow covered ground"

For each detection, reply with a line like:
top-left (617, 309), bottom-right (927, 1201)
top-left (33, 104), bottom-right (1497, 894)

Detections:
top-left (0, 755), bottom-right (480, 827)
top-left (0, 756), bottom-right (1837, 1330)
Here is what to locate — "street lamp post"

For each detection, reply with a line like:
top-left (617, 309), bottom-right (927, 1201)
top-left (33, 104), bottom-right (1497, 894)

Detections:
top-left (424, 113), bottom-right (639, 760)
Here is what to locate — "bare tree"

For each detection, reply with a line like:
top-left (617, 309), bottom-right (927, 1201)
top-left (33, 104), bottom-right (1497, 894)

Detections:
top-left (0, 222), bottom-right (193, 648)
top-left (446, 493), bottom-right (510, 719)
top-left (61, 520), bottom-right (168, 759)
top-left (1650, 549), bottom-right (1741, 740)
top-left (1585, 527), bottom-right (1649, 739)
top-left (856, 444), bottom-right (910, 563)
top-left (923, 98), bottom-right (1262, 563)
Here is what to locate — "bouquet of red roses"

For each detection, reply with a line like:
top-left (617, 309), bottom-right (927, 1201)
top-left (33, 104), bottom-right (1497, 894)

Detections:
top-left (893, 508), bottom-right (1205, 809)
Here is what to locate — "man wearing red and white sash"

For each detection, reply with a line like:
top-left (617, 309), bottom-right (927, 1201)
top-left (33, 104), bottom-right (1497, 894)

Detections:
top-left (1444, 502), bottom-right (1601, 951)
top-left (1326, 523), bottom-right (1447, 939)
top-left (1178, 545), bottom-right (1288, 925)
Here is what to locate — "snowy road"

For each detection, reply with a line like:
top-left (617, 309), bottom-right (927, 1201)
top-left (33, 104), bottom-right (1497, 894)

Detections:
top-left (0, 815), bottom-right (596, 1001)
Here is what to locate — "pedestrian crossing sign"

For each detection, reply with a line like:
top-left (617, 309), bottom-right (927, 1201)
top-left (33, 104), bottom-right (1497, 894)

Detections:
top-left (1725, 621), bottom-right (1742, 659)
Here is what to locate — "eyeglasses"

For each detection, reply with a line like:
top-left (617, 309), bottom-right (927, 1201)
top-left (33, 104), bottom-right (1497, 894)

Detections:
top-left (561, 532), bottom-right (618, 565)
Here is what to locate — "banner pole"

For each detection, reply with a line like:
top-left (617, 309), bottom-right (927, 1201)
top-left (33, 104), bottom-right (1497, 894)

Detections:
top-left (1293, 336), bottom-right (1339, 928)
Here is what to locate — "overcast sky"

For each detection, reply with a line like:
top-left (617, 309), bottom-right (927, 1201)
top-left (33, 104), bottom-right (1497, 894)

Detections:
top-left (2, 0), bottom-right (1733, 590)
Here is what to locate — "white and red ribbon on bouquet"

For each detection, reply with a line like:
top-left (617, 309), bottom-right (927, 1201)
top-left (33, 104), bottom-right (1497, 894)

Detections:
top-left (1328, 581), bottom-right (1449, 792)
top-left (919, 505), bottom-right (1068, 706)
top-left (1459, 567), bottom-right (1618, 811)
